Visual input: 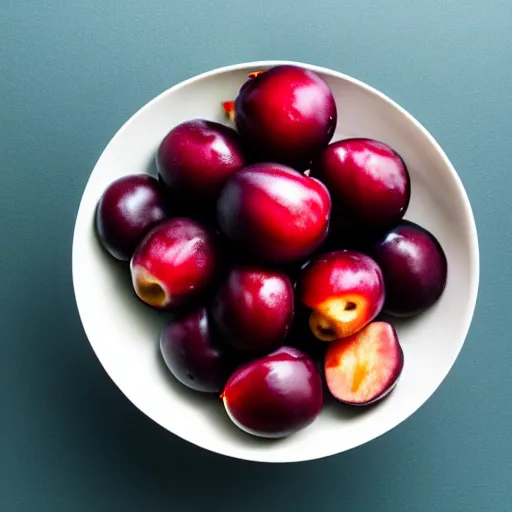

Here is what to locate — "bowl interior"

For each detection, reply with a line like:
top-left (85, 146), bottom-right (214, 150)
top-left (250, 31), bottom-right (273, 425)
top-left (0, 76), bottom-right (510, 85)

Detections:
top-left (72, 61), bottom-right (479, 463)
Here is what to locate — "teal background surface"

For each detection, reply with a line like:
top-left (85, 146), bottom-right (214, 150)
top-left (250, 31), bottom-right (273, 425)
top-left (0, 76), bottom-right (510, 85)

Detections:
top-left (1, 1), bottom-right (511, 510)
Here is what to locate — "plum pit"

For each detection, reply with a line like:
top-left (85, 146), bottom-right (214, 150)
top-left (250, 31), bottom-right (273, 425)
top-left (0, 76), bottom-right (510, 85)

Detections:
top-left (309, 297), bottom-right (363, 341)
top-left (132, 268), bottom-right (169, 308)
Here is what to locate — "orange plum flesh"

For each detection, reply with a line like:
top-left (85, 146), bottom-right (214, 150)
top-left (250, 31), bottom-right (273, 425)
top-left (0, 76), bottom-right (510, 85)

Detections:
top-left (325, 321), bottom-right (404, 405)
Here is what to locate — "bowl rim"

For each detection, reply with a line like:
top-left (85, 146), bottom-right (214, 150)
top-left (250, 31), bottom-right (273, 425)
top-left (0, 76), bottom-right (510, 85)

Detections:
top-left (72, 59), bottom-right (480, 463)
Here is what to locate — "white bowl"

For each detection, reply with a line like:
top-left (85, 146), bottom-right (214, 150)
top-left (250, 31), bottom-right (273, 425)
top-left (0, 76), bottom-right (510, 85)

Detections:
top-left (72, 60), bottom-right (479, 463)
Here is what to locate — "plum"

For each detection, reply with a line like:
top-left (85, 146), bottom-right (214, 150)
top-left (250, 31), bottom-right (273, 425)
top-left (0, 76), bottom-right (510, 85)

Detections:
top-left (130, 218), bottom-right (219, 309)
top-left (216, 163), bottom-right (331, 263)
top-left (368, 220), bottom-right (448, 317)
top-left (210, 266), bottom-right (294, 353)
top-left (222, 346), bottom-right (323, 438)
top-left (310, 138), bottom-right (410, 236)
top-left (325, 321), bottom-right (404, 406)
top-left (160, 307), bottom-right (234, 393)
top-left (298, 250), bottom-right (385, 341)
top-left (156, 119), bottom-right (245, 208)
top-left (234, 65), bottom-right (337, 170)
top-left (95, 174), bottom-right (168, 261)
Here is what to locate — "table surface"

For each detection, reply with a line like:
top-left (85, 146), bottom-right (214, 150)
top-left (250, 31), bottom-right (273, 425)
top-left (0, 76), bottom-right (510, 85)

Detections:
top-left (2, 1), bottom-right (511, 511)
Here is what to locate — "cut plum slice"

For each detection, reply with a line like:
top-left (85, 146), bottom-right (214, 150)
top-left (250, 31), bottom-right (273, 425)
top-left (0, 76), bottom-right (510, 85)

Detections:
top-left (325, 321), bottom-right (404, 406)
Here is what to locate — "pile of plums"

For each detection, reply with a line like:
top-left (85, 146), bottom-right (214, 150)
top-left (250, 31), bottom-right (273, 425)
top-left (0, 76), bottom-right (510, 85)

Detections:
top-left (95, 65), bottom-right (448, 439)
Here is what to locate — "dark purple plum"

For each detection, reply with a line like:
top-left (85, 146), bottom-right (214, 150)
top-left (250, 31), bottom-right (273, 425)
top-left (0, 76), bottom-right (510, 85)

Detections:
top-left (160, 307), bottom-right (234, 393)
top-left (95, 174), bottom-right (168, 261)
top-left (222, 346), bottom-right (323, 438)
top-left (216, 163), bottom-right (331, 263)
top-left (310, 138), bottom-right (410, 237)
top-left (156, 119), bottom-right (245, 209)
top-left (368, 220), bottom-right (448, 317)
top-left (210, 266), bottom-right (294, 353)
top-left (234, 65), bottom-right (337, 170)
top-left (130, 218), bottom-right (219, 310)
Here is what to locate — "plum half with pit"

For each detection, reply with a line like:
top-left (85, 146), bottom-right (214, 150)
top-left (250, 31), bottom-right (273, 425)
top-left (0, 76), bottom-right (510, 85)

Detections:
top-left (234, 65), bottom-right (337, 170)
top-left (325, 321), bottom-right (404, 406)
top-left (210, 266), bottom-right (294, 353)
top-left (160, 307), bottom-right (234, 393)
top-left (156, 119), bottom-right (245, 208)
top-left (216, 163), bottom-right (331, 263)
top-left (310, 138), bottom-right (410, 236)
top-left (95, 174), bottom-right (168, 261)
top-left (130, 217), bottom-right (219, 309)
top-left (222, 346), bottom-right (323, 438)
top-left (368, 220), bottom-right (448, 317)
top-left (298, 250), bottom-right (385, 341)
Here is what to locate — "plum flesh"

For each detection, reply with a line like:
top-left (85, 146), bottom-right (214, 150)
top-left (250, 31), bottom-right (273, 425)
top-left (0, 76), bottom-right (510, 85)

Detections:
top-left (325, 321), bottom-right (404, 406)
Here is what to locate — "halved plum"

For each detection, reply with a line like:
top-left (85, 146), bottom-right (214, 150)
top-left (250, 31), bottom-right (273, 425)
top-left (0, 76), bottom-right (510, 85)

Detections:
top-left (325, 321), bottom-right (403, 406)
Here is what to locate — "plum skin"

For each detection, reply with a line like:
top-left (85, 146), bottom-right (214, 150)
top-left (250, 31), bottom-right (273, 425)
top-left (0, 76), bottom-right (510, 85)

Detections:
top-left (222, 346), bottom-right (323, 438)
top-left (210, 266), bottom-right (294, 353)
top-left (95, 174), bottom-right (168, 261)
top-left (130, 217), bottom-right (219, 310)
top-left (368, 220), bottom-right (448, 317)
top-left (160, 307), bottom-right (234, 393)
top-left (156, 119), bottom-right (246, 205)
top-left (234, 65), bottom-right (337, 170)
top-left (216, 162), bottom-right (331, 263)
top-left (310, 138), bottom-right (411, 236)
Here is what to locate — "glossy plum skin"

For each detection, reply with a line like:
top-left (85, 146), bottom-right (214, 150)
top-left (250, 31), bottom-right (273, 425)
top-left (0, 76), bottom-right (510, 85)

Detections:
top-left (325, 321), bottom-right (404, 406)
top-left (298, 250), bottom-right (385, 340)
top-left (156, 119), bottom-right (245, 206)
top-left (216, 163), bottom-right (331, 263)
top-left (368, 220), bottom-right (448, 317)
top-left (210, 266), bottom-right (294, 353)
top-left (222, 346), bottom-right (323, 438)
top-left (234, 65), bottom-right (337, 170)
top-left (95, 174), bottom-right (168, 261)
top-left (160, 307), bottom-right (234, 393)
top-left (310, 138), bottom-right (410, 236)
top-left (130, 218), bottom-right (219, 310)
